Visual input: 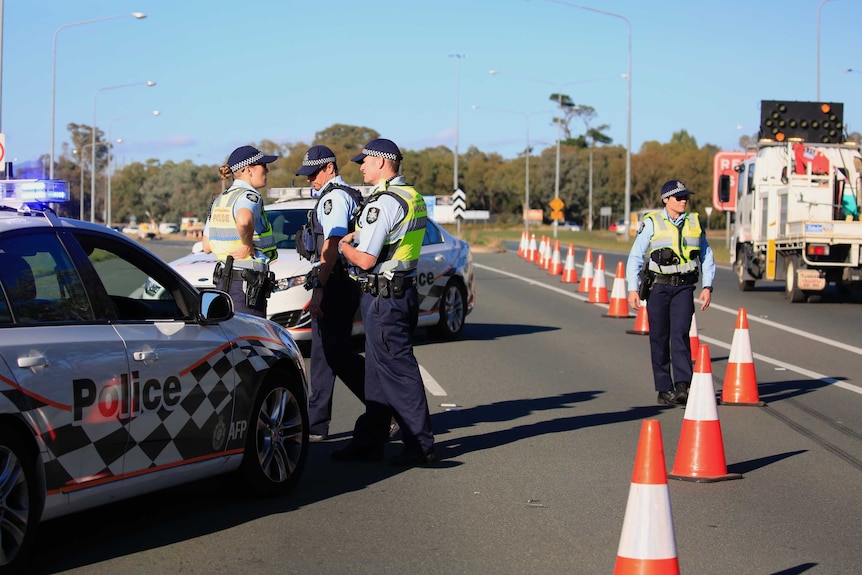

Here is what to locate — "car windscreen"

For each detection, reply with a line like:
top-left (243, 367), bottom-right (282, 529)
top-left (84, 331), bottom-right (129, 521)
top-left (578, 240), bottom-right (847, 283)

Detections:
top-left (267, 207), bottom-right (308, 250)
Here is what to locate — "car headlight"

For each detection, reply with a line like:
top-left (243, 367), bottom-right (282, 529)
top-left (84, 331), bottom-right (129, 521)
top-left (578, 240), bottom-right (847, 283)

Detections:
top-left (273, 274), bottom-right (308, 292)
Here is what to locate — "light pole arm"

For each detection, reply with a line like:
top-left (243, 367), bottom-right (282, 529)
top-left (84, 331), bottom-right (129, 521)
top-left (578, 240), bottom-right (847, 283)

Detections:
top-left (51, 12), bottom-right (147, 179)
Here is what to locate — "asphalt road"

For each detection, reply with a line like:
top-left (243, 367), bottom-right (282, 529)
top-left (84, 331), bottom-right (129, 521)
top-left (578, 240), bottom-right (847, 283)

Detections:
top-left (30, 243), bottom-right (862, 575)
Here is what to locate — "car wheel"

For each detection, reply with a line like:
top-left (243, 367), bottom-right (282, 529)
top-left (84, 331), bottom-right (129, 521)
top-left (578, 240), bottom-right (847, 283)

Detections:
top-left (0, 431), bottom-right (42, 572)
top-left (239, 370), bottom-right (309, 497)
top-left (428, 279), bottom-right (466, 340)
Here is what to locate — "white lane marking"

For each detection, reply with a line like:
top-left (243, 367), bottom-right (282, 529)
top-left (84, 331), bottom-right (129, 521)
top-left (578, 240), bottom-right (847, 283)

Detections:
top-left (420, 364), bottom-right (448, 396)
top-left (708, 301), bottom-right (862, 357)
top-left (474, 261), bottom-right (862, 396)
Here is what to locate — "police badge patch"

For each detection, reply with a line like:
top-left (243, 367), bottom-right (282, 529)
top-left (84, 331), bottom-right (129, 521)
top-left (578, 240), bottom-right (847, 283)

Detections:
top-left (366, 207), bottom-right (380, 224)
top-left (246, 193), bottom-right (260, 204)
top-left (323, 199), bottom-right (333, 215)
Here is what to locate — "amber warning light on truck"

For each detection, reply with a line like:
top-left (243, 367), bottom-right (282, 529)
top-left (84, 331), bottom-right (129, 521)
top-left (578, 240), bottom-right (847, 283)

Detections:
top-left (712, 151), bottom-right (746, 212)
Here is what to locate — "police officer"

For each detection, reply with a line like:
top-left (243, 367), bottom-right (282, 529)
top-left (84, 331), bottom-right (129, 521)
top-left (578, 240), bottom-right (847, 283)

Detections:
top-left (294, 145), bottom-right (366, 442)
top-left (332, 138), bottom-right (435, 466)
top-left (625, 180), bottom-right (715, 405)
top-left (203, 145), bottom-right (278, 318)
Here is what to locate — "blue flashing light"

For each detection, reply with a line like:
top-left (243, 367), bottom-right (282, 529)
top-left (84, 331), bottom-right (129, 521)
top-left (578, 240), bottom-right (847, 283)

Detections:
top-left (0, 179), bottom-right (70, 203)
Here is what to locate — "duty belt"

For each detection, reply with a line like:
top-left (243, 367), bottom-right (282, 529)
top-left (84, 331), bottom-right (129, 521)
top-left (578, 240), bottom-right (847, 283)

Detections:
top-left (214, 263), bottom-right (266, 282)
top-left (360, 273), bottom-right (414, 298)
top-left (652, 272), bottom-right (699, 286)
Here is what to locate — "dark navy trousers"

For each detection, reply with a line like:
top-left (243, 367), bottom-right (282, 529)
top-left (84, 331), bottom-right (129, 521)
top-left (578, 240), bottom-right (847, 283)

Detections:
top-left (646, 283), bottom-right (695, 392)
top-left (351, 284), bottom-right (434, 455)
top-left (308, 275), bottom-right (365, 436)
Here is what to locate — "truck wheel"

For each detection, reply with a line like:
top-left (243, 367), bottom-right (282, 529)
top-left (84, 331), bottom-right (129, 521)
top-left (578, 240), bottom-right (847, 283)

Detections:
top-left (785, 258), bottom-right (807, 303)
top-left (735, 256), bottom-right (755, 291)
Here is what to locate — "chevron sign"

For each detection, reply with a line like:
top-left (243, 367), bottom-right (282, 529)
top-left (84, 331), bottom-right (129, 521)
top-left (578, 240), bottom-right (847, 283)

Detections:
top-left (452, 188), bottom-right (466, 220)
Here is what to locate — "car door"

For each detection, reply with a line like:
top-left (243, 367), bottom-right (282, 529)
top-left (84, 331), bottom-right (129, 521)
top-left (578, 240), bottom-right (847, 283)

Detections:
top-left (0, 230), bottom-right (131, 505)
top-left (70, 232), bottom-right (241, 482)
top-left (416, 220), bottom-right (456, 313)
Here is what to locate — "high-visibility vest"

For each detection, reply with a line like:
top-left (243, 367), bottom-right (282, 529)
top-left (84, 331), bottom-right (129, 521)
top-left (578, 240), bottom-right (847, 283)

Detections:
top-left (355, 179), bottom-right (426, 274)
top-left (207, 187), bottom-right (277, 263)
top-left (645, 211), bottom-right (702, 275)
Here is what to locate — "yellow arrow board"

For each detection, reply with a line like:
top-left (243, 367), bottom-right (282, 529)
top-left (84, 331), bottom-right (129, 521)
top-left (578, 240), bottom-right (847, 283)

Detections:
top-left (551, 210), bottom-right (564, 221)
top-left (549, 197), bottom-right (564, 211)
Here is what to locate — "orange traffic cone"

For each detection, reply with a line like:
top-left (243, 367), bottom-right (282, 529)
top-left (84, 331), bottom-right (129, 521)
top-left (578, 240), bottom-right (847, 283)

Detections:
top-left (626, 300), bottom-right (650, 335)
top-left (588, 254), bottom-right (609, 304)
top-left (547, 240), bottom-right (563, 275)
top-left (689, 312), bottom-right (700, 362)
top-left (527, 233), bottom-right (538, 263)
top-left (517, 230), bottom-right (527, 258)
top-left (720, 308), bottom-right (765, 406)
top-left (536, 236), bottom-right (547, 267)
top-left (578, 248), bottom-right (593, 293)
top-left (561, 244), bottom-right (578, 283)
top-left (604, 261), bottom-right (633, 318)
top-left (669, 345), bottom-right (743, 483)
top-left (613, 419), bottom-right (680, 575)
top-left (542, 238), bottom-right (553, 271)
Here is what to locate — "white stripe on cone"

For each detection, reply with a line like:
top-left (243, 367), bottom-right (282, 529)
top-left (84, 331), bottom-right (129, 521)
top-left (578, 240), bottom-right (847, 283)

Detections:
top-left (616, 483), bottom-right (678, 560)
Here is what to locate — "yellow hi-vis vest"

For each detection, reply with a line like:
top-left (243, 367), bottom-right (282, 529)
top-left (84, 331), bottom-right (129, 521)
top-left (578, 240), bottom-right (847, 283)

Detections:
top-left (207, 187), bottom-right (278, 264)
top-left (645, 211), bottom-right (702, 275)
top-left (357, 179), bottom-right (427, 275)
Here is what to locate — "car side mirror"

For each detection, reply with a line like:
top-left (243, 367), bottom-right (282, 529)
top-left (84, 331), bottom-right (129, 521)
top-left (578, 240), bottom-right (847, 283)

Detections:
top-left (200, 290), bottom-right (233, 322)
top-left (718, 174), bottom-right (731, 203)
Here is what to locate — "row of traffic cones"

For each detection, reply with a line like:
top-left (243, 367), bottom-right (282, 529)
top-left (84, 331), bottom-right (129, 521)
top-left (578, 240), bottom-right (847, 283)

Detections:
top-left (519, 233), bottom-right (765, 407)
top-left (516, 238), bottom-right (765, 571)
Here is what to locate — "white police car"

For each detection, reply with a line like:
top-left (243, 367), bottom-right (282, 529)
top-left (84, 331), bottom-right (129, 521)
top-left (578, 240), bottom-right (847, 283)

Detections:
top-left (168, 195), bottom-right (476, 345)
top-left (0, 180), bottom-right (310, 572)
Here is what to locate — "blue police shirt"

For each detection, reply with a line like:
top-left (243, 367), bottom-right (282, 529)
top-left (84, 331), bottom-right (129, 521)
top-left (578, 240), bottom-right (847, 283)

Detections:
top-left (625, 209), bottom-right (715, 292)
top-left (317, 175), bottom-right (358, 240)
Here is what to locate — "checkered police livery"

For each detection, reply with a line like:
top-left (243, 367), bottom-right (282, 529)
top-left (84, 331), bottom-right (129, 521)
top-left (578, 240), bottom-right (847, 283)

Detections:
top-left (0, 334), bottom-right (297, 502)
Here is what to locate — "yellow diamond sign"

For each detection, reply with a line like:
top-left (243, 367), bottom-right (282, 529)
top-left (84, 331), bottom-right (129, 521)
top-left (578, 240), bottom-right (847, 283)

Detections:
top-left (551, 210), bottom-right (564, 221)
top-left (549, 197), bottom-right (564, 211)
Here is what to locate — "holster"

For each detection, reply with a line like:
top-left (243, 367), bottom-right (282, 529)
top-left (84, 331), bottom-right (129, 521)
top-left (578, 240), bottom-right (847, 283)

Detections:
top-left (637, 265), bottom-right (654, 301)
top-left (245, 270), bottom-right (276, 310)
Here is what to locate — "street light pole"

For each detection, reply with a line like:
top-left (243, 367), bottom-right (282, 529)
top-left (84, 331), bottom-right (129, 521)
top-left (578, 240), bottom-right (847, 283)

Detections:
top-left (472, 106), bottom-right (551, 232)
top-left (50, 12), bottom-right (147, 179)
top-left (106, 110), bottom-right (159, 226)
top-left (91, 80), bottom-right (156, 222)
top-left (449, 54), bottom-right (465, 193)
top-left (544, 1), bottom-right (632, 239)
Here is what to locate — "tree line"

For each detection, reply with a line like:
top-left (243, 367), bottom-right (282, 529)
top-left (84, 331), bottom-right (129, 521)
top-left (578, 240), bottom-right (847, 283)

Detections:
top-left (45, 114), bottom-right (862, 230)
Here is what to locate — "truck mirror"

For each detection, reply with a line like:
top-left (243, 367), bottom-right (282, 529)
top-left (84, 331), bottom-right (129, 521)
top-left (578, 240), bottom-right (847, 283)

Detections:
top-left (718, 174), bottom-right (732, 203)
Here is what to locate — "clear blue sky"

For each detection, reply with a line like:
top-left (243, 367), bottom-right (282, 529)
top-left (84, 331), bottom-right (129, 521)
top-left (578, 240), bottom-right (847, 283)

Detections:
top-left (3, 0), bottom-right (861, 172)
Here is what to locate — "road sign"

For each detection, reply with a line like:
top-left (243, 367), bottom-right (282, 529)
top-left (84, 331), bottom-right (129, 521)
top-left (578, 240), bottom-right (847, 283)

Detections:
top-left (549, 197), bottom-right (564, 212)
top-left (452, 188), bottom-right (466, 220)
top-left (551, 210), bottom-right (564, 221)
top-left (712, 151), bottom-right (747, 212)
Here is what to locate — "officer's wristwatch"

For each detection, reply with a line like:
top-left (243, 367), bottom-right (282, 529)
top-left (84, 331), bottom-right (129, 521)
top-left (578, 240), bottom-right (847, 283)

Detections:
top-left (311, 279), bottom-right (322, 289)
top-left (704, 286), bottom-right (713, 292)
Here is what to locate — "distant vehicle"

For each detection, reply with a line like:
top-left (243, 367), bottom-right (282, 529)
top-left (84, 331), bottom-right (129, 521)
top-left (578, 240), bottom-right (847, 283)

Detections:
top-left (0, 190), bottom-right (309, 572)
top-left (121, 225), bottom-right (139, 234)
top-left (167, 196), bottom-right (476, 344)
top-left (159, 222), bottom-right (180, 235)
top-left (563, 221), bottom-right (582, 231)
top-left (725, 99), bottom-right (862, 301)
top-left (615, 218), bottom-right (627, 235)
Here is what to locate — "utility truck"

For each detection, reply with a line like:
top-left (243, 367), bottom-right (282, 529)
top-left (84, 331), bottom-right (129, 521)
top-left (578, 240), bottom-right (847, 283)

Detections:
top-left (721, 100), bottom-right (862, 302)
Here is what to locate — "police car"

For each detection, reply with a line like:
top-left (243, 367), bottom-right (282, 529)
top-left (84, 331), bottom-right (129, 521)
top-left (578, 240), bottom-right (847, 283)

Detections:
top-left (0, 180), bottom-right (310, 572)
top-left (168, 193), bottom-right (476, 345)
